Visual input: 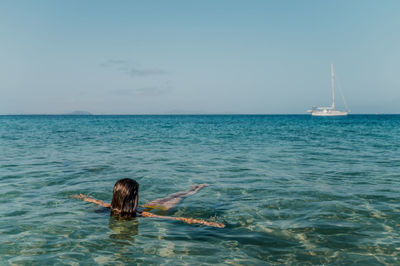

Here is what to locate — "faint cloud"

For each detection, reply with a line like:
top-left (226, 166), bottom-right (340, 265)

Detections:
top-left (134, 87), bottom-right (171, 96)
top-left (101, 59), bottom-right (167, 77)
top-left (113, 86), bottom-right (172, 96)
top-left (113, 88), bottom-right (134, 96)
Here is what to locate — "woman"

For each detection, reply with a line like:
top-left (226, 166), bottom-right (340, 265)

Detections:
top-left (73, 178), bottom-right (224, 228)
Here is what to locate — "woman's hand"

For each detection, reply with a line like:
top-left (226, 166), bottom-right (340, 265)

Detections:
top-left (72, 194), bottom-right (86, 199)
top-left (72, 194), bottom-right (111, 208)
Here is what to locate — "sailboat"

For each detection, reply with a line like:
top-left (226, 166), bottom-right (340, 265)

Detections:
top-left (308, 64), bottom-right (348, 116)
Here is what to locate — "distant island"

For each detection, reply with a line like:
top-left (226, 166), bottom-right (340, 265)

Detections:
top-left (66, 111), bottom-right (93, 115)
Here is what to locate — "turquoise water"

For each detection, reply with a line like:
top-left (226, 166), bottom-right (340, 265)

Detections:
top-left (0, 115), bottom-right (399, 264)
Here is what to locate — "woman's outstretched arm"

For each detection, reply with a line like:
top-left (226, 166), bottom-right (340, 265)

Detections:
top-left (72, 194), bottom-right (111, 208)
top-left (142, 184), bottom-right (209, 211)
top-left (141, 211), bottom-right (225, 228)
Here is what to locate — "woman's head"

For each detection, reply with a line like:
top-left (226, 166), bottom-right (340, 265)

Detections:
top-left (111, 178), bottom-right (139, 218)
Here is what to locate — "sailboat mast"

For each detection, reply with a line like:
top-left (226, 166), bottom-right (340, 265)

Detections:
top-left (331, 64), bottom-right (335, 110)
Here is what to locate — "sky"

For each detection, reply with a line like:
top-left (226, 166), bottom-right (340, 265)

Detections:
top-left (1, 0), bottom-right (400, 114)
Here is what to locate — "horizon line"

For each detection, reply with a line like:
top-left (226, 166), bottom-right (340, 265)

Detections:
top-left (1, 113), bottom-right (399, 116)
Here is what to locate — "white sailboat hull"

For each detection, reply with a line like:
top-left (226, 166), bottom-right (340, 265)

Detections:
top-left (311, 110), bottom-right (348, 116)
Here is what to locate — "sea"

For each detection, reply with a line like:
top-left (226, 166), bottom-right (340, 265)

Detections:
top-left (0, 115), bottom-right (399, 265)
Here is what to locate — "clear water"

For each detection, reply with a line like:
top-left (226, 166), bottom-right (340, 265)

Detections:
top-left (0, 115), bottom-right (399, 264)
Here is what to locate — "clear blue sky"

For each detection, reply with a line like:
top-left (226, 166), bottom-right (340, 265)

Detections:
top-left (1, 0), bottom-right (399, 114)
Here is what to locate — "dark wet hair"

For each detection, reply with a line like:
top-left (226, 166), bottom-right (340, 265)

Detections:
top-left (111, 178), bottom-right (139, 218)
